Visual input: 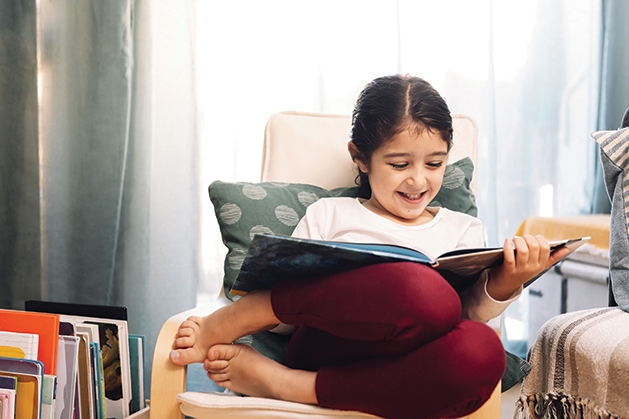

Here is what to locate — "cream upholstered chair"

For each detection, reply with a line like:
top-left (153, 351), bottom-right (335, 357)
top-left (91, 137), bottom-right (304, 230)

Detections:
top-left (148, 111), bottom-right (501, 419)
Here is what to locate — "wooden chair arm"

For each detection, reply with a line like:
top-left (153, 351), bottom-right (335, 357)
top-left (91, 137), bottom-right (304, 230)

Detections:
top-left (149, 295), bottom-right (231, 419)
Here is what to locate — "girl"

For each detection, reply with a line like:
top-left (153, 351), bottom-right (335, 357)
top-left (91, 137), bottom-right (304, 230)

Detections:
top-left (170, 75), bottom-right (567, 419)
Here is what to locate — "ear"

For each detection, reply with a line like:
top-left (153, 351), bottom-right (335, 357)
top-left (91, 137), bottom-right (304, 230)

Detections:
top-left (347, 141), bottom-right (369, 174)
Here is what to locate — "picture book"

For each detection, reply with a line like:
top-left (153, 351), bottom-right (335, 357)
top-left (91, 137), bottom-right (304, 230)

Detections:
top-left (0, 330), bottom-right (39, 361)
top-left (90, 342), bottom-right (106, 419)
top-left (76, 332), bottom-right (95, 419)
top-left (0, 378), bottom-right (17, 419)
top-left (56, 336), bottom-right (79, 419)
top-left (76, 324), bottom-right (100, 419)
top-left (0, 389), bottom-right (16, 419)
top-left (58, 322), bottom-right (75, 336)
top-left (41, 374), bottom-right (57, 419)
top-left (0, 357), bottom-right (44, 419)
top-left (0, 376), bottom-right (17, 391)
top-left (231, 234), bottom-right (591, 295)
top-left (0, 309), bottom-right (60, 375)
top-left (127, 334), bottom-right (145, 414)
top-left (24, 301), bottom-right (128, 322)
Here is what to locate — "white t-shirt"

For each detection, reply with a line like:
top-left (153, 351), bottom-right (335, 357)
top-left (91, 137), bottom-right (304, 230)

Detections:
top-left (291, 197), bottom-right (520, 323)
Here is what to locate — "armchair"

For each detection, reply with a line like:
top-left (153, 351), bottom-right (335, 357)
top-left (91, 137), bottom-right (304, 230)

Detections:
top-left (149, 111), bottom-right (501, 418)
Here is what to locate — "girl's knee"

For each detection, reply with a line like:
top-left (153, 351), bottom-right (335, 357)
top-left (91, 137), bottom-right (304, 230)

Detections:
top-left (378, 262), bottom-right (461, 323)
top-left (361, 262), bottom-right (462, 348)
top-left (449, 321), bottom-right (505, 391)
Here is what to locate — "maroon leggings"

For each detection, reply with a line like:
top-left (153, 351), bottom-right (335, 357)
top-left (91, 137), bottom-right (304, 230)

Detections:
top-left (270, 262), bottom-right (506, 419)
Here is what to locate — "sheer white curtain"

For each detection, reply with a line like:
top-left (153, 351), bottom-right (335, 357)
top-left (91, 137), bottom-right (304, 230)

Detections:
top-left (35, 0), bottom-right (200, 394)
top-left (196, 1), bottom-right (601, 309)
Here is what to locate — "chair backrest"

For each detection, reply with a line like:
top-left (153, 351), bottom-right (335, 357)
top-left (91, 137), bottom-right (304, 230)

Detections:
top-left (261, 111), bottom-right (478, 191)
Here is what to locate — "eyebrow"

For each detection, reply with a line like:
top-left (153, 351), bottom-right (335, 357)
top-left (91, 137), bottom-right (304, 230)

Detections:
top-left (383, 151), bottom-right (448, 158)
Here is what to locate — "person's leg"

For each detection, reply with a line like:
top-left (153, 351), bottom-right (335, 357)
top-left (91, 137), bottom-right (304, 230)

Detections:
top-left (173, 261), bottom-right (458, 365)
top-left (274, 262), bottom-right (462, 357)
top-left (170, 290), bottom-right (280, 365)
top-left (201, 261), bottom-right (462, 407)
top-left (179, 261), bottom-right (484, 416)
top-left (314, 320), bottom-right (506, 419)
top-left (204, 343), bottom-right (318, 405)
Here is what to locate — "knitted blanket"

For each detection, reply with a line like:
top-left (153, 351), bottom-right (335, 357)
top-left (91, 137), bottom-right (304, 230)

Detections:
top-left (516, 307), bottom-right (629, 419)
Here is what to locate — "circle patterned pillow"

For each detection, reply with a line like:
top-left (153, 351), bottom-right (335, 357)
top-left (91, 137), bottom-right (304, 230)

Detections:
top-left (208, 157), bottom-right (476, 299)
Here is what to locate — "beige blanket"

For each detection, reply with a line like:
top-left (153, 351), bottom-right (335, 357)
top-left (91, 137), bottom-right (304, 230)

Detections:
top-left (516, 307), bottom-right (629, 419)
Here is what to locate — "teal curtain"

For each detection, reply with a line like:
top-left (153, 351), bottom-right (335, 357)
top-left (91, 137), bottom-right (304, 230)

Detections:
top-left (0, 0), bottom-right (201, 395)
top-left (0, 0), bottom-right (41, 309)
top-left (591, 0), bottom-right (629, 214)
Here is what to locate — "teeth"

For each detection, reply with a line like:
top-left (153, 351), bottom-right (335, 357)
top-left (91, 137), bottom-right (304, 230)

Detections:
top-left (403, 192), bottom-right (423, 200)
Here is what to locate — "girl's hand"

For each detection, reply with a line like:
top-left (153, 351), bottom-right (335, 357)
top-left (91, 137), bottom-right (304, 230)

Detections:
top-left (486, 234), bottom-right (570, 301)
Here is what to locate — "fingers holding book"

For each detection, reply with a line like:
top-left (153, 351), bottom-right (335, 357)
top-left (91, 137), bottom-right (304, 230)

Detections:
top-left (487, 234), bottom-right (565, 301)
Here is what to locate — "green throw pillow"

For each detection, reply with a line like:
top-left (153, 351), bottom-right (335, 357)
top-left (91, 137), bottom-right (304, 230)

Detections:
top-left (209, 182), bottom-right (338, 298)
top-left (430, 157), bottom-right (477, 216)
top-left (208, 157), bottom-right (477, 299)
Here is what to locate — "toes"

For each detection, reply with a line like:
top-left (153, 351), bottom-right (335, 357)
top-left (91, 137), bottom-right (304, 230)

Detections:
top-left (204, 357), bottom-right (228, 371)
top-left (170, 347), bottom-right (203, 366)
top-left (172, 335), bottom-right (194, 350)
top-left (207, 371), bottom-right (230, 384)
top-left (208, 344), bottom-right (239, 361)
top-left (173, 321), bottom-right (199, 348)
top-left (176, 319), bottom-right (199, 336)
top-left (204, 344), bottom-right (246, 373)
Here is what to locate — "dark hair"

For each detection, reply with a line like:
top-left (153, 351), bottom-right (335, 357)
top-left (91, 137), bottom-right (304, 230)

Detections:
top-left (350, 74), bottom-right (453, 198)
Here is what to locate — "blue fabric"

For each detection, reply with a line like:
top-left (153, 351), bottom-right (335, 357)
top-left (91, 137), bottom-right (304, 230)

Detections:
top-left (591, 1), bottom-right (629, 213)
top-left (593, 127), bottom-right (629, 311)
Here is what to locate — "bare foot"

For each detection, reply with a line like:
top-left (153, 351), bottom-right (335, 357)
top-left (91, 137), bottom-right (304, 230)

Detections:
top-left (170, 290), bottom-right (281, 366)
top-left (205, 343), bottom-right (318, 405)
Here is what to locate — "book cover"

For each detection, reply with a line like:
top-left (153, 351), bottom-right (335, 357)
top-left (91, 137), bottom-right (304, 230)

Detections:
top-left (58, 322), bottom-right (75, 337)
top-left (231, 234), bottom-right (590, 295)
top-left (0, 375), bottom-right (17, 390)
top-left (55, 335), bottom-right (79, 419)
top-left (24, 301), bottom-right (128, 321)
top-left (8, 373), bottom-right (40, 419)
top-left (0, 357), bottom-right (44, 419)
top-left (76, 324), bottom-right (100, 348)
top-left (0, 389), bottom-right (16, 419)
top-left (92, 321), bottom-right (128, 419)
top-left (90, 342), bottom-right (106, 419)
top-left (41, 375), bottom-right (57, 419)
top-left (0, 331), bottom-right (39, 361)
top-left (127, 335), bottom-right (145, 414)
top-left (76, 332), bottom-right (95, 419)
top-left (0, 309), bottom-right (60, 375)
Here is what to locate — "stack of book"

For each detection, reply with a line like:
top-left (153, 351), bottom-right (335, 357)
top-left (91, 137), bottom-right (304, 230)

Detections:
top-left (0, 301), bottom-right (146, 419)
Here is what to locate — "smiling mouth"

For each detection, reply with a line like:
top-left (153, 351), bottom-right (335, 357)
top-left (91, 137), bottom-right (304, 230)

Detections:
top-left (399, 191), bottom-right (426, 201)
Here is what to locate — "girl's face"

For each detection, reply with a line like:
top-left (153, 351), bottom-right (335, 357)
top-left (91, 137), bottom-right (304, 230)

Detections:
top-left (353, 127), bottom-right (448, 225)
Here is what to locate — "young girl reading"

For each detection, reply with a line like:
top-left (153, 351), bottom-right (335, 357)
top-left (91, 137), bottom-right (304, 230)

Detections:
top-left (170, 74), bottom-right (568, 419)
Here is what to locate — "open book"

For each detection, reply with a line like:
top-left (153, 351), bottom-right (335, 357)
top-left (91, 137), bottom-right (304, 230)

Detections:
top-left (230, 234), bottom-right (590, 296)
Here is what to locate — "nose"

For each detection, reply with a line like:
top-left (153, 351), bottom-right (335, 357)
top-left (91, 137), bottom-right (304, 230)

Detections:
top-left (406, 167), bottom-right (426, 188)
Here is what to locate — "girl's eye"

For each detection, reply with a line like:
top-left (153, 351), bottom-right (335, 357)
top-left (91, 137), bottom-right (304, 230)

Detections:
top-left (427, 162), bottom-right (444, 168)
top-left (389, 163), bottom-right (408, 169)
